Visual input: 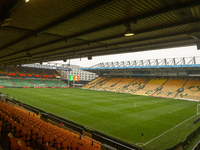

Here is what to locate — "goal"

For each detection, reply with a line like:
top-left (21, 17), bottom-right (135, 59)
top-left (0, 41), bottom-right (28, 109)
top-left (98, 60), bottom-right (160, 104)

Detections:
top-left (197, 104), bottom-right (200, 115)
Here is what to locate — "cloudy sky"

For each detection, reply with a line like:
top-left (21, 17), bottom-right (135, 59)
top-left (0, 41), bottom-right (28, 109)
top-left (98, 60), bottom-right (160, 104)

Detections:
top-left (51, 45), bottom-right (200, 68)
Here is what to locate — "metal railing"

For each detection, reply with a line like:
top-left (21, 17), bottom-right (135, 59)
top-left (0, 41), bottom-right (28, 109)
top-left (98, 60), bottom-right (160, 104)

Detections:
top-left (22, 63), bottom-right (72, 71)
top-left (90, 56), bottom-right (200, 68)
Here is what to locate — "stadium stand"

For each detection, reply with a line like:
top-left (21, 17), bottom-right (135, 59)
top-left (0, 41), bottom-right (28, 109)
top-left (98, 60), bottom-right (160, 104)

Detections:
top-left (93, 77), bottom-right (111, 90)
top-left (0, 68), bottom-right (8, 74)
top-left (88, 77), bottom-right (107, 89)
top-left (97, 77), bottom-right (123, 91)
top-left (42, 80), bottom-right (60, 88)
top-left (153, 78), bottom-right (187, 98)
top-left (0, 66), bottom-right (67, 88)
top-left (84, 77), bottom-right (200, 101)
top-left (0, 78), bottom-right (68, 88)
top-left (0, 100), bottom-right (102, 150)
top-left (135, 78), bottom-right (167, 96)
top-left (10, 79), bottom-right (33, 88)
top-left (82, 77), bottom-right (104, 89)
top-left (176, 79), bottom-right (200, 100)
top-left (0, 67), bottom-right (60, 78)
top-left (0, 78), bottom-right (13, 88)
top-left (55, 80), bottom-right (68, 87)
top-left (28, 79), bottom-right (46, 87)
top-left (120, 77), bottom-right (150, 94)
top-left (109, 77), bottom-right (135, 92)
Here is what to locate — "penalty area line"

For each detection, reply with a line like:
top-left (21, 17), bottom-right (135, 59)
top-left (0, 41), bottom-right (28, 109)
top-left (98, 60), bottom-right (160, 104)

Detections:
top-left (142, 114), bottom-right (197, 146)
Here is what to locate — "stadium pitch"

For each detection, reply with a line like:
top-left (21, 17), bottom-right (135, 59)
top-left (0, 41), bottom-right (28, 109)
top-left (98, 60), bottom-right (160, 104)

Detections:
top-left (1, 88), bottom-right (200, 149)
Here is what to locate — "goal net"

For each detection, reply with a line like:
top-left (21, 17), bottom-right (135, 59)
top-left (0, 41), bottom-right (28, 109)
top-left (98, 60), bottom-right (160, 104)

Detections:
top-left (197, 104), bottom-right (200, 115)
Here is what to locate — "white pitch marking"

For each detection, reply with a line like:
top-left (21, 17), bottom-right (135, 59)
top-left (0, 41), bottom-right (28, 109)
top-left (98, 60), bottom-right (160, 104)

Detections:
top-left (142, 114), bottom-right (197, 146)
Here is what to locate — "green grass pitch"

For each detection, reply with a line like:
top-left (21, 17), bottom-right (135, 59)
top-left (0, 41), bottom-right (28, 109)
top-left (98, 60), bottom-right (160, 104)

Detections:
top-left (0, 88), bottom-right (200, 149)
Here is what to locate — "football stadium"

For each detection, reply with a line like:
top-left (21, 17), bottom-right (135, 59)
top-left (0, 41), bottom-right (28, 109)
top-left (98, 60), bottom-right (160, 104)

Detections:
top-left (0, 0), bottom-right (200, 150)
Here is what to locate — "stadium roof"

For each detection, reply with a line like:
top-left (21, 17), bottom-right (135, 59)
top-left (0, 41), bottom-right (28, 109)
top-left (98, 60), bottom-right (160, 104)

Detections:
top-left (80, 57), bottom-right (200, 76)
top-left (1, 0), bottom-right (200, 66)
top-left (22, 63), bottom-right (72, 71)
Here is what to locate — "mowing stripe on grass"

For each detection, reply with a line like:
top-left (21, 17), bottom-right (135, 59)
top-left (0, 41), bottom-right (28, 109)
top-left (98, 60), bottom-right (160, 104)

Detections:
top-left (142, 114), bottom-right (197, 146)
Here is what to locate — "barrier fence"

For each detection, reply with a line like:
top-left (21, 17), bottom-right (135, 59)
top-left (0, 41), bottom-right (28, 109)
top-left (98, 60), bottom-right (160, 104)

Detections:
top-left (5, 97), bottom-right (200, 150)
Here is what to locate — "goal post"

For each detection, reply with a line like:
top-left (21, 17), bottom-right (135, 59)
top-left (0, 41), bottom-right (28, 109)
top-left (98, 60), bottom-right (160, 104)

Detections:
top-left (197, 104), bottom-right (200, 115)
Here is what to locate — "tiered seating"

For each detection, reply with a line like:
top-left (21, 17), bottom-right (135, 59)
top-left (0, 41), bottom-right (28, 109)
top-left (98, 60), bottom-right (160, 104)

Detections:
top-left (56, 80), bottom-right (68, 87)
top-left (83, 77), bottom-right (200, 101)
top-left (0, 101), bottom-right (101, 150)
top-left (94, 77), bottom-right (112, 90)
top-left (132, 78), bottom-right (167, 95)
top-left (0, 67), bottom-right (60, 78)
top-left (90, 77), bottom-right (108, 89)
top-left (0, 68), bottom-right (8, 74)
top-left (0, 78), bottom-right (67, 88)
top-left (29, 79), bottom-right (46, 87)
top-left (42, 80), bottom-right (60, 87)
top-left (153, 79), bottom-right (186, 98)
top-left (82, 77), bottom-right (103, 89)
top-left (97, 77), bottom-right (123, 91)
top-left (176, 79), bottom-right (200, 100)
top-left (109, 78), bottom-right (136, 92)
top-left (0, 78), bottom-right (13, 87)
top-left (52, 70), bottom-right (60, 76)
top-left (10, 79), bottom-right (33, 87)
top-left (121, 78), bottom-right (150, 94)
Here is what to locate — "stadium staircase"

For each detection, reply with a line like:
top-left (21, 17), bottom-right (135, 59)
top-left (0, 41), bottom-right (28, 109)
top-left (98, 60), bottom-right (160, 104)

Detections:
top-left (56, 80), bottom-right (68, 87)
top-left (42, 80), bottom-right (60, 88)
top-left (126, 78), bottom-right (150, 94)
top-left (90, 77), bottom-right (109, 89)
top-left (151, 78), bottom-right (169, 96)
top-left (10, 79), bottom-right (33, 88)
top-left (99, 77), bottom-right (123, 91)
top-left (29, 79), bottom-right (46, 88)
top-left (134, 78), bottom-right (167, 96)
top-left (175, 79), bottom-right (200, 100)
top-left (117, 78), bottom-right (136, 93)
top-left (107, 77), bottom-right (124, 91)
top-left (173, 79), bottom-right (188, 99)
top-left (82, 77), bottom-right (103, 89)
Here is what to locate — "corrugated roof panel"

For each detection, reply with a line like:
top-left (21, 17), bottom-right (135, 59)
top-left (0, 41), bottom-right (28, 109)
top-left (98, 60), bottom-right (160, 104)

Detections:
top-left (9, 0), bottom-right (98, 30)
top-left (190, 6), bottom-right (200, 18)
top-left (47, 0), bottom-right (165, 36)
top-left (0, 27), bottom-right (30, 46)
top-left (31, 38), bottom-right (87, 55)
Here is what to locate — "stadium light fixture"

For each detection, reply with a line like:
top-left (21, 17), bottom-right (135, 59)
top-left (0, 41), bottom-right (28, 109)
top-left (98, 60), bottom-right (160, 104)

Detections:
top-left (124, 23), bottom-right (134, 37)
top-left (197, 43), bottom-right (200, 50)
top-left (88, 56), bottom-right (92, 60)
top-left (25, 0), bottom-right (30, 2)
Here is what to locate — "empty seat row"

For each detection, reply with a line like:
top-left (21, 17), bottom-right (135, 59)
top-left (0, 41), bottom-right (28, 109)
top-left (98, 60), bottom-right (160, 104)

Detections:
top-left (0, 101), bottom-right (101, 150)
top-left (83, 77), bottom-right (200, 101)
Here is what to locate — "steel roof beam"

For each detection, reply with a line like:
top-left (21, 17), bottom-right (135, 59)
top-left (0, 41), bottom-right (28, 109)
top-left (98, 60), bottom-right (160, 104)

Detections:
top-left (0, 0), bottom-right (23, 23)
top-left (30, 19), bottom-right (200, 56)
top-left (1, 19), bottom-right (200, 60)
top-left (0, 0), bottom-right (114, 50)
top-left (0, 29), bottom-right (199, 65)
top-left (43, 30), bottom-right (200, 59)
top-left (1, 0), bottom-right (200, 53)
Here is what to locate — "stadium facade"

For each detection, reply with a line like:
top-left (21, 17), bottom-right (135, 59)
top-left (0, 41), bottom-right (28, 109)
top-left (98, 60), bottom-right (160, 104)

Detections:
top-left (61, 64), bottom-right (98, 81)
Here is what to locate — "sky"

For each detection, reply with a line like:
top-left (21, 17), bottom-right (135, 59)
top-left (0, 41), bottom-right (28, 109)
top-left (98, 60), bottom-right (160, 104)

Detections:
top-left (51, 45), bottom-right (200, 68)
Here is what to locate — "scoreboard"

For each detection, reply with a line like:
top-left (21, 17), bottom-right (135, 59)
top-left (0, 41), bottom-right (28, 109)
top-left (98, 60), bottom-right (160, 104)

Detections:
top-left (69, 75), bottom-right (79, 81)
